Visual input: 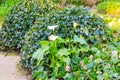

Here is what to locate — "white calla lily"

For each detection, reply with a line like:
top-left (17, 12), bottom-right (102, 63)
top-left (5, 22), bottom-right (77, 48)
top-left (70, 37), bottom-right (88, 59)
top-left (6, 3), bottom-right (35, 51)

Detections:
top-left (48, 35), bottom-right (58, 41)
top-left (48, 25), bottom-right (58, 30)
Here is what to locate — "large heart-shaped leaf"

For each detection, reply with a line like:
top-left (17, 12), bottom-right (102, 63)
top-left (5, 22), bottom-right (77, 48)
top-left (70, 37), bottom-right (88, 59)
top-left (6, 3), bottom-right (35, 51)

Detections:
top-left (32, 41), bottom-right (50, 63)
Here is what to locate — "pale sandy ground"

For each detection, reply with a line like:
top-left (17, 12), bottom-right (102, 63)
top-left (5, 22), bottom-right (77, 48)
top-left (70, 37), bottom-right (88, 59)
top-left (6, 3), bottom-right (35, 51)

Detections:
top-left (0, 51), bottom-right (31, 80)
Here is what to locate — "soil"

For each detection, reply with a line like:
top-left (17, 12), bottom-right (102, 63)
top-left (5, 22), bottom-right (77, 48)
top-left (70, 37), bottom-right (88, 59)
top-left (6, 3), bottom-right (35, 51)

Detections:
top-left (0, 51), bottom-right (31, 80)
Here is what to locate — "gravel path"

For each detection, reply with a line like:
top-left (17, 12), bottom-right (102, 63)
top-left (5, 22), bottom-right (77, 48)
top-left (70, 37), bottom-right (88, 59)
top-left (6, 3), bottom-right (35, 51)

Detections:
top-left (0, 51), bottom-right (31, 80)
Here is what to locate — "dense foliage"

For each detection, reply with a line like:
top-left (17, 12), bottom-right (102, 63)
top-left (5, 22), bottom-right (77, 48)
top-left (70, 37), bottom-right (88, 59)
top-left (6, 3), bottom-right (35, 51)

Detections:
top-left (32, 36), bottom-right (120, 80)
top-left (0, 0), bottom-right (4, 4)
top-left (20, 7), bottom-right (108, 69)
top-left (1, 0), bottom-right (120, 80)
top-left (0, 0), bottom-right (56, 50)
top-left (0, 1), bottom-right (40, 49)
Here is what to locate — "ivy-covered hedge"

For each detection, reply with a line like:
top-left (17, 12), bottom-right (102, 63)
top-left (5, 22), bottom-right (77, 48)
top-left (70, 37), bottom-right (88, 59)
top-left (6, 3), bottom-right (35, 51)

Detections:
top-left (20, 7), bottom-right (108, 69)
top-left (0, 0), bottom-right (57, 50)
top-left (0, 1), bottom-right (40, 49)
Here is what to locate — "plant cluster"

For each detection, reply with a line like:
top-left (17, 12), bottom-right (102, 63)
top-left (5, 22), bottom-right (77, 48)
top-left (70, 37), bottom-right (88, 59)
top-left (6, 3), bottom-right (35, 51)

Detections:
top-left (20, 7), bottom-right (108, 70)
top-left (32, 36), bottom-right (120, 80)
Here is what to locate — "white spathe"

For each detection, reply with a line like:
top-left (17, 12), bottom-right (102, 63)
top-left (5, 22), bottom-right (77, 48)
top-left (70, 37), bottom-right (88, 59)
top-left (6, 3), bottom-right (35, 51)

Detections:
top-left (48, 25), bottom-right (58, 30)
top-left (48, 35), bottom-right (58, 41)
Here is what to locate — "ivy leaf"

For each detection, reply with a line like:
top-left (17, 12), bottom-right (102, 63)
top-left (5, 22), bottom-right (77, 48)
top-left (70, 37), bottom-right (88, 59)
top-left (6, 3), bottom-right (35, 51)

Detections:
top-left (73, 35), bottom-right (86, 44)
top-left (84, 27), bottom-right (89, 35)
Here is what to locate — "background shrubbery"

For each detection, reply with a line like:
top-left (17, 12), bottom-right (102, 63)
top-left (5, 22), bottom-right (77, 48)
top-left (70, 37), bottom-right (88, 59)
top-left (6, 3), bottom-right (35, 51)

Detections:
top-left (0, 0), bottom-right (19, 25)
top-left (97, 2), bottom-right (120, 17)
top-left (97, 0), bottom-right (120, 33)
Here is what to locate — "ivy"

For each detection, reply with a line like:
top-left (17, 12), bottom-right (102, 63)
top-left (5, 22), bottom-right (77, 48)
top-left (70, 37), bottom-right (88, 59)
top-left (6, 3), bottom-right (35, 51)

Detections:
top-left (0, 0), bottom-right (57, 50)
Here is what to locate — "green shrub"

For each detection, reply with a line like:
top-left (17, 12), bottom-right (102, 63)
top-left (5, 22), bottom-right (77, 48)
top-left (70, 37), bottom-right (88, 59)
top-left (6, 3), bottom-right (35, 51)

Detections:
top-left (32, 37), bottom-right (120, 79)
top-left (20, 7), bottom-right (108, 69)
top-left (97, 2), bottom-right (120, 17)
top-left (0, 1), bottom-right (40, 50)
top-left (0, 0), bottom-right (56, 50)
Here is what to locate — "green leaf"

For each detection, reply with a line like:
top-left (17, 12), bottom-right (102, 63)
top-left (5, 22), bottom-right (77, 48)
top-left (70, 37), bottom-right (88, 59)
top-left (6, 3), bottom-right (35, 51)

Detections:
top-left (38, 66), bottom-right (44, 71)
top-left (111, 54), bottom-right (118, 64)
top-left (50, 55), bottom-right (56, 68)
top-left (84, 27), bottom-right (89, 35)
top-left (49, 41), bottom-right (57, 54)
top-left (103, 72), bottom-right (109, 79)
top-left (79, 46), bottom-right (89, 52)
top-left (63, 73), bottom-right (72, 80)
top-left (39, 41), bottom-right (50, 47)
top-left (113, 73), bottom-right (118, 78)
top-left (63, 57), bottom-right (71, 65)
top-left (57, 48), bottom-right (70, 57)
top-left (97, 75), bottom-right (103, 80)
top-left (32, 41), bottom-right (49, 63)
top-left (96, 71), bottom-right (102, 74)
top-left (86, 62), bottom-right (95, 70)
top-left (95, 58), bottom-right (103, 64)
top-left (73, 35), bottom-right (86, 44)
